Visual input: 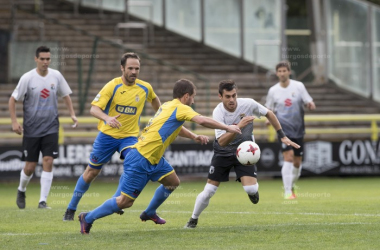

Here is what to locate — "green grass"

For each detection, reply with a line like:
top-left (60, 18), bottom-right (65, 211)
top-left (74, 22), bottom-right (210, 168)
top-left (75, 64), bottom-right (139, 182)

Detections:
top-left (0, 177), bottom-right (379, 249)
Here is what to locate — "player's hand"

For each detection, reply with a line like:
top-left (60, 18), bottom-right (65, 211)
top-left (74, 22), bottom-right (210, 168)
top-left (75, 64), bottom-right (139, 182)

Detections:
top-left (307, 101), bottom-right (316, 111)
top-left (265, 119), bottom-right (271, 126)
top-left (226, 125), bottom-right (241, 134)
top-left (71, 115), bottom-right (78, 128)
top-left (281, 137), bottom-right (300, 149)
top-left (12, 122), bottom-right (23, 135)
top-left (106, 114), bottom-right (122, 128)
top-left (193, 135), bottom-right (209, 145)
top-left (238, 116), bottom-right (255, 128)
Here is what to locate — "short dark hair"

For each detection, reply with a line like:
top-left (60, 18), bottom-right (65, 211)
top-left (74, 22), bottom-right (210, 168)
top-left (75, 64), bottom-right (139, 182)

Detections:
top-left (276, 61), bottom-right (291, 71)
top-left (36, 46), bottom-right (50, 58)
top-left (218, 79), bottom-right (237, 96)
top-left (173, 79), bottom-right (196, 98)
top-left (121, 52), bottom-right (140, 67)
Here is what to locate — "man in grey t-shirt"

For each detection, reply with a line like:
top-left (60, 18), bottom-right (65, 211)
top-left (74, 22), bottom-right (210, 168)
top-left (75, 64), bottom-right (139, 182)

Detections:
top-left (265, 61), bottom-right (316, 199)
top-left (9, 46), bottom-right (78, 209)
top-left (185, 79), bottom-right (300, 228)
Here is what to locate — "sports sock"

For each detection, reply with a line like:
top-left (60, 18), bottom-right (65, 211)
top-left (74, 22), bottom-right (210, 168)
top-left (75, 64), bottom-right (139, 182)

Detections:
top-left (144, 184), bottom-right (173, 216)
top-left (18, 169), bottom-right (33, 192)
top-left (281, 161), bottom-right (293, 196)
top-left (191, 183), bottom-right (218, 219)
top-left (112, 173), bottom-right (123, 198)
top-left (292, 164), bottom-right (302, 187)
top-left (67, 175), bottom-right (90, 210)
top-left (85, 197), bottom-right (120, 224)
top-left (39, 171), bottom-right (53, 202)
top-left (243, 183), bottom-right (259, 196)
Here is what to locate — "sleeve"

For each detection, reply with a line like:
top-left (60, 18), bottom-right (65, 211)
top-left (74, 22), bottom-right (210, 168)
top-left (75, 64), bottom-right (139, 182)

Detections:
top-left (91, 82), bottom-right (113, 110)
top-left (146, 83), bottom-right (157, 103)
top-left (299, 83), bottom-right (313, 104)
top-left (57, 72), bottom-right (72, 97)
top-left (11, 74), bottom-right (29, 101)
top-left (250, 99), bottom-right (268, 118)
top-left (265, 88), bottom-right (274, 110)
top-left (176, 104), bottom-right (200, 121)
top-left (213, 105), bottom-right (226, 139)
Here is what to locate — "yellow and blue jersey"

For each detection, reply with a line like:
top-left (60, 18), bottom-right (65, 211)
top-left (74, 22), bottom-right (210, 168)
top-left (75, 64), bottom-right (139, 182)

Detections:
top-left (132, 99), bottom-right (199, 165)
top-left (91, 77), bottom-right (156, 139)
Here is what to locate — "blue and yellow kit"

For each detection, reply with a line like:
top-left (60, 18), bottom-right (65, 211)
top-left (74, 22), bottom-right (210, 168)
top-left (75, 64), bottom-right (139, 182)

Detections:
top-left (132, 99), bottom-right (200, 164)
top-left (91, 77), bottom-right (157, 139)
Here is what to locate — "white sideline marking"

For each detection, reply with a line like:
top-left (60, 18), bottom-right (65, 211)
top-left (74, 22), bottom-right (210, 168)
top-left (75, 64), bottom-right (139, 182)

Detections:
top-left (130, 210), bottom-right (380, 217)
top-left (0, 222), bottom-right (375, 236)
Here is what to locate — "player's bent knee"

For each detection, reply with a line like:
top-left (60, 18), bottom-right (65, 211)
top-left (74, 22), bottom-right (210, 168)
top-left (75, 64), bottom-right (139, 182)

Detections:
top-left (83, 166), bottom-right (101, 182)
top-left (117, 195), bottom-right (134, 209)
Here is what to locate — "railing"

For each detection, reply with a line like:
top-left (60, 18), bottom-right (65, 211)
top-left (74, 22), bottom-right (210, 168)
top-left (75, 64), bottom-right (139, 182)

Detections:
top-left (31, 12), bottom-right (211, 115)
top-left (1, 114), bottom-right (378, 144)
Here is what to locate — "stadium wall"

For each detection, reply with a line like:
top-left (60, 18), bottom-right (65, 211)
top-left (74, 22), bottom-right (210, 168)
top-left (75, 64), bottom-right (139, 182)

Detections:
top-left (0, 140), bottom-right (379, 180)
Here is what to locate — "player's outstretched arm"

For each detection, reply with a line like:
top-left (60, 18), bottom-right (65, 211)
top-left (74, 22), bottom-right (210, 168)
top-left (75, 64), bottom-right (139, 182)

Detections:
top-left (179, 126), bottom-right (209, 145)
top-left (63, 95), bottom-right (78, 128)
top-left (191, 115), bottom-right (241, 134)
top-left (90, 105), bottom-right (122, 128)
top-left (8, 96), bottom-right (23, 135)
top-left (266, 110), bottom-right (300, 149)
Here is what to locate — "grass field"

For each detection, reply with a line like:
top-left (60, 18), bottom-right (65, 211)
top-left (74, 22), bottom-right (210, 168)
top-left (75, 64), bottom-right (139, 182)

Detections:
top-left (0, 177), bottom-right (379, 249)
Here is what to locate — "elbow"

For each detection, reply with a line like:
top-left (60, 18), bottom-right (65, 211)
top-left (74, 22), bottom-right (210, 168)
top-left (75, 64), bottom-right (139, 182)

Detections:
top-left (266, 109), bottom-right (274, 118)
top-left (90, 106), bottom-right (96, 116)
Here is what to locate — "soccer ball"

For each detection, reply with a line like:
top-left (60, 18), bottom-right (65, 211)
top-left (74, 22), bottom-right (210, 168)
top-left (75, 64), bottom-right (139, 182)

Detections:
top-left (236, 141), bottom-right (261, 165)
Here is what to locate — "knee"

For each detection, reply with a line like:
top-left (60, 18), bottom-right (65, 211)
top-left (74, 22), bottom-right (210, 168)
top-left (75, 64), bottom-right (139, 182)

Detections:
top-left (43, 157), bottom-right (54, 165)
top-left (293, 162), bottom-right (301, 168)
top-left (283, 151), bottom-right (294, 162)
top-left (83, 167), bottom-right (100, 182)
top-left (117, 195), bottom-right (134, 209)
top-left (24, 163), bottom-right (37, 175)
top-left (202, 183), bottom-right (218, 198)
top-left (165, 177), bottom-right (180, 191)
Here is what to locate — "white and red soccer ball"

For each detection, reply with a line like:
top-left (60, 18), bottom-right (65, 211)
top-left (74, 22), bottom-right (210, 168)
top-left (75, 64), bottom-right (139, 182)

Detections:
top-left (236, 141), bottom-right (261, 165)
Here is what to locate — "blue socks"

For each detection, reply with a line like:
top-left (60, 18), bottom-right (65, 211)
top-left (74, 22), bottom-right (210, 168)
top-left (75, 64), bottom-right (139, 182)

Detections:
top-left (85, 197), bottom-right (120, 224)
top-left (144, 185), bottom-right (173, 216)
top-left (112, 173), bottom-right (123, 198)
top-left (67, 175), bottom-right (90, 210)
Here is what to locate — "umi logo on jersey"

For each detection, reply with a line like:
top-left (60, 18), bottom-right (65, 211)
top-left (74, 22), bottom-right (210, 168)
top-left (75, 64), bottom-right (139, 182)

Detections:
top-left (284, 98), bottom-right (292, 107)
top-left (116, 105), bottom-right (137, 115)
top-left (41, 88), bottom-right (50, 99)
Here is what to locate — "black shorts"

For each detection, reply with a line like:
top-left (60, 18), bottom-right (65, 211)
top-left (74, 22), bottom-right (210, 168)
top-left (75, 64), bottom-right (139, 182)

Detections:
top-left (21, 133), bottom-right (59, 162)
top-left (278, 137), bottom-right (304, 156)
top-left (208, 154), bottom-right (257, 182)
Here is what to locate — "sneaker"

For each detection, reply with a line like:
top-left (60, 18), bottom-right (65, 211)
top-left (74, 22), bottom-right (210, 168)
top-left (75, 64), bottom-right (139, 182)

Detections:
top-left (78, 212), bottom-right (92, 234)
top-left (63, 209), bottom-right (76, 221)
top-left (291, 187), bottom-right (297, 198)
top-left (16, 190), bottom-right (26, 209)
top-left (184, 217), bottom-right (198, 229)
top-left (115, 209), bottom-right (124, 215)
top-left (38, 201), bottom-right (51, 209)
top-left (140, 211), bottom-right (166, 224)
top-left (248, 191), bottom-right (259, 204)
top-left (284, 193), bottom-right (296, 200)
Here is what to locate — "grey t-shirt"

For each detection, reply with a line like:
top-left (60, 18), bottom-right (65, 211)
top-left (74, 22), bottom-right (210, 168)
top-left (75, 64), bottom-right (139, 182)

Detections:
top-left (11, 68), bottom-right (72, 137)
top-left (265, 79), bottom-right (313, 138)
top-left (213, 98), bottom-right (268, 156)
